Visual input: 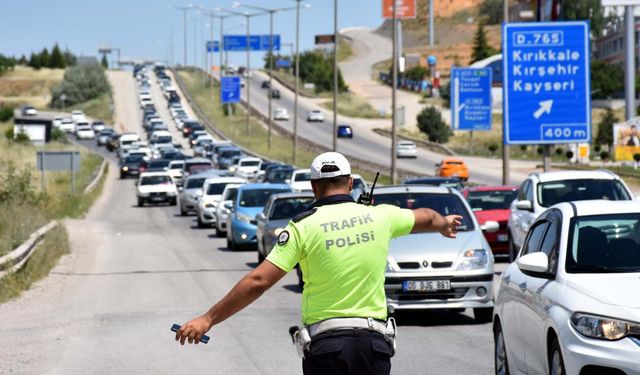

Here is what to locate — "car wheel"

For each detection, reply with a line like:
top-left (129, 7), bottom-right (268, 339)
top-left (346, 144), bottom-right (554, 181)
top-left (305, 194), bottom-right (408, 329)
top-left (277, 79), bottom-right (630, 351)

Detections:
top-left (474, 307), bottom-right (493, 323)
top-left (549, 338), bottom-right (566, 375)
top-left (120, 173), bottom-right (126, 179)
top-left (494, 323), bottom-right (510, 375)
top-left (508, 233), bottom-right (517, 263)
top-left (215, 225), bottom-right (224, 237)
top-left (137, 198), bottom-right (144, 207)
top-left (197, 215), bottom-right (205, 228)
top-left (170, 198), bottom-right (177, 206)
top-left (179, 203), bottom-right (187, 216)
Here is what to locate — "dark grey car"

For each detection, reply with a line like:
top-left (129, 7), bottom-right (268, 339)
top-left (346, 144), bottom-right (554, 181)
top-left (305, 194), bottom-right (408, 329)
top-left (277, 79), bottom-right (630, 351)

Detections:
top-left (255, 192), bottom-right (315, 264)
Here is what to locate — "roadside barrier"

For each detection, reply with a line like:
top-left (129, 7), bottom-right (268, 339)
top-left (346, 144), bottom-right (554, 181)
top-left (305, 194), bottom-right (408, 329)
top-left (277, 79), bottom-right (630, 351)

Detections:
top-left (0, 221), bottom-right (58, 279)
top-left (83, 160), bottom-right (108, 194)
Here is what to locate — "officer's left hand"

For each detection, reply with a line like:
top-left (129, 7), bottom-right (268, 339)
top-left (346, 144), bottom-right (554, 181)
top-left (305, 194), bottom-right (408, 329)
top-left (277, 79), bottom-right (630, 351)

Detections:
top-left (441, 215), bottom-right (462, 238)
top-left (175, 315), bottom-right (213, 345)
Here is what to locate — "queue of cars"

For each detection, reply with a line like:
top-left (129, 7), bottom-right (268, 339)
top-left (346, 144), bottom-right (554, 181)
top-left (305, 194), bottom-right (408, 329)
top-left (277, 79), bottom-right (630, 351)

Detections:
top-left (52, 109), bottom-right (116, 141)
top-left (113, 63), bottom-right (639, 373)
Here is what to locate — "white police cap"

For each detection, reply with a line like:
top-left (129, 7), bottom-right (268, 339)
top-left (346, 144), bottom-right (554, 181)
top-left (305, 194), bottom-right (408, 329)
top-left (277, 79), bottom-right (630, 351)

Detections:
top-left (310, 152), bottom-right (351, 180)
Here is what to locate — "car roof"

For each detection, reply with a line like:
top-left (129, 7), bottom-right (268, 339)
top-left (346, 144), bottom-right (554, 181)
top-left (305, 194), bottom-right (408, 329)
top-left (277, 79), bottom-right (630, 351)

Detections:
top-left (532, 170), bottom-right (619, 183)
top-left (239, 157), bottom-right (261, 162)
top-left (555, 200), bottom-right (640, 217)
top-left (403, 176), bottom-right (461, 183)
top-left (375, 185), bottom-right (455, 194)
top-left (269, 191), bottom-right (315, 200)
top-left (238, 183), bottom-right (291, 191)
top-left (441, 158), bottom-right (465, 163)
top-left (139, 172), bottom-right (171, 177)
top-left (398, 140), bottom-right (416, 145)
top-left (185, 157), bottom-right (212, 164)
top-left (293, 168), bottom-right (311, 174)
top-left (186, 170), bottom-right (226, 180)
top-left (204, 176), bottom-right (246, 184)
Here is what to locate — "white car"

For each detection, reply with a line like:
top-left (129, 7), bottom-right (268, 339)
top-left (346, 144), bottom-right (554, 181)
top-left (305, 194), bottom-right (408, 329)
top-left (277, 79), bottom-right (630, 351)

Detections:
top-left (288, 169), bottom-right (312, 192)
top-left (75, 123), bottom-right (95, 140)
top-left (196, 177), bottom-right (247, 228)
top-left (167, 160), bottom-right (186, 186)
top-left (71, 110), bottom-right (86, 123)
top-left (214, 184), bottom-right (243, 237)
top-left (58, 117), bottom-right (75, 133)
top-left (136, 172), bottom-right (178, 207)
top-left (274, 108), bottom-right (290, 121)
top-left (52, 117), bottom-right (63, 128)
top-left (396, 140), bottom-right (418, 158)
top-left (494, 200), bottom-right (640, 375)
top-left (306, 110), bottom-right (325, 122)
top-left (507, 170), bottom-right (634, 261)
top-left (234, 157), bottom-right (262, 179)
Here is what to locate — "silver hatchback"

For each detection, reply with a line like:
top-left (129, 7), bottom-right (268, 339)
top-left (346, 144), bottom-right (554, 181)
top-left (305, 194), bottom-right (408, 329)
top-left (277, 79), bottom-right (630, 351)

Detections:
top-left (376, 186), bottom-right (497, 323)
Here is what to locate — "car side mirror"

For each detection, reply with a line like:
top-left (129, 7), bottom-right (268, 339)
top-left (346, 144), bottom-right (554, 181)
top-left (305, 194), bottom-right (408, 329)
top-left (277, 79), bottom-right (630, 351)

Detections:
top-left (516, 252), bottom-right (550, 277)
top-left (256, 212), bottom-right (266, 222)
top-left (515, 200), bottom-right (533, 211)
top-left (481, 220), bottom-right (500, 233)
top-left (224, 202), bottom-right (233, 210)
top-left (178, 186), bottom-right (184, 192)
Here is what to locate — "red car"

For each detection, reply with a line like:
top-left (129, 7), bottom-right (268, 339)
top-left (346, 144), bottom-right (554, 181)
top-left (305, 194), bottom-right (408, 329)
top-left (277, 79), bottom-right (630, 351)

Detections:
top-left (463, 185), bottom-right (518, 256)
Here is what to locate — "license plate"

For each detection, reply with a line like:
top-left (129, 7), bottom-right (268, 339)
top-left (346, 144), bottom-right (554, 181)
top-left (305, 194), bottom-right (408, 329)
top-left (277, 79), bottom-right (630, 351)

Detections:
top-left (497, 234), bottom-right (508, 242)
top-left (403, 280), bottom-right (450, 292)
top-left (151, 196), bottom-right (165, 202)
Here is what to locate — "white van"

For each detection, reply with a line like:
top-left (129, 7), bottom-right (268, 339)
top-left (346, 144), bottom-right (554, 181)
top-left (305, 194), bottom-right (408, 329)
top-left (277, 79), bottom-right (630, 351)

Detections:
top-left (150, 130), bottom-right (173, 145)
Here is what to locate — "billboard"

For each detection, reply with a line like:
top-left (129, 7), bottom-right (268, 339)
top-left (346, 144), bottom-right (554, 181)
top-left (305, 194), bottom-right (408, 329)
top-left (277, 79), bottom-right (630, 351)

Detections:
top-left (382, 0), bottom-right (416, 19)
top-left (613, 118), bottom-right (640, 161)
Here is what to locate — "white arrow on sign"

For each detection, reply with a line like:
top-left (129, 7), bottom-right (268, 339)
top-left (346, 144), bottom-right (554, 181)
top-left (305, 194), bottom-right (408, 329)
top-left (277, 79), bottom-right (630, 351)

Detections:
top-left (533, 100), bottom-right (553, 119)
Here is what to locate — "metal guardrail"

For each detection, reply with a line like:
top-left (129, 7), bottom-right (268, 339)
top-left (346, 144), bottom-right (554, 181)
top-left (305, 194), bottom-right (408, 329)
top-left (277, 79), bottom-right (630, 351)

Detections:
top-left (171, 68), bottom-right (418, 179)
top-left (372, 128), bottom-right (455, 156)
top-left (83, 160), bottom-right (108, 194)
top-left (0, 221), bottom-right (58, 279)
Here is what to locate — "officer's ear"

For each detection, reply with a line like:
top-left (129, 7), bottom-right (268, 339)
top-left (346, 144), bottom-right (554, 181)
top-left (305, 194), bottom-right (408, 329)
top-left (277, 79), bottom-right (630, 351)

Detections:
top-left (348, 177), bottom-right (353, 192)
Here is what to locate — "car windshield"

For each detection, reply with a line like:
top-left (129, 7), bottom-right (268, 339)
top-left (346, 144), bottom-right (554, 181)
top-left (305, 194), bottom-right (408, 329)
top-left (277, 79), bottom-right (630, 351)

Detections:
top-left (124, 155), bottom-right (144, 163)
top-left (169, 163), bottom-right (184, 170)
top-left (188, 165), bottom-right (212, 174)
top-left (220, 150), bottom-right (242, 158)
top-left (186, 163), bottom-right (211, 172)
top-left (155, 136), bottom-right (172, 143)
top-left (270, 197), bottom-right (315, 220)
top-left (294, 171), bottom-right (311, 182)
top-left (467, 190), bottom-right (518, 211)
top-left (567, 213), bottom-right (640, 273)
top-left (373, 192), bottom-right (475, 230)
top-left (538, 179), bottom-right (631, 208)
top-left (185, 178), bottom-right (206, 189)
top-left (148, 160), bottom-right (170, 169)
top-left (140, 175), bottom-right (172, 185)
top-left (224, 188), bottom-right (239, 202)
top-left (206, 183), bottom-right (229, 195)
top-left (240, 161), bottom-right (260, 167)
top-left (353, 178), bottom-right (365, 190)
top-left (239, 188), bottom-right (288, 207)
top-left (268, 169), bottom-right (293, 183)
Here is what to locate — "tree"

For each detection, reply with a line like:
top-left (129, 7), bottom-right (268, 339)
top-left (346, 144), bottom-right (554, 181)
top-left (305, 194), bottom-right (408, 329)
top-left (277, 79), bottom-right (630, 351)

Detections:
top-left (595, 108), bottom-right (617, 147)
top-left (591, 60), bottom-right (624, 99)
top-left (403, 65), bottom-right (430, 81)
top-left (101, 54), bottom-right (108, 69)
top-left (470, 22), bottom-right (497, 64)
top-left (295, 51), bottom-right (347, 93)
top-left (18, 54), bottom-right (27, 65)
top-left (563, 0), bottom-right (605, 37)
top-left (63, 48), bottom-right (76, 66)
top-left (479, 0), bottom-right (503, 24)
top-left (416, 106), bottom-right (451, 143)
top-left (28, 52), bottom-right (41, 69)
top-left (50, 44), bottom-right (65, 68)
top-left (39, 48), bottom-right (51, 68)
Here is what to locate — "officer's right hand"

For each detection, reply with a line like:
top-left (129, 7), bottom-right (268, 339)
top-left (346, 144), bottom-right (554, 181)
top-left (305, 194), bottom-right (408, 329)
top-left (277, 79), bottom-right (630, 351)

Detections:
top-left (175, 315), bottom-right (213, 345)
top-left (440, 215), bottom-right (462, 238)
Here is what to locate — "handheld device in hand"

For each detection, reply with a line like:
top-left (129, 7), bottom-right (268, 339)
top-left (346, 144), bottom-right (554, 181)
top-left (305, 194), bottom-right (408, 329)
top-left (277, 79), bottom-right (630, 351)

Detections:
top-left (171, 323), bottom-right (210, 344)
top-left (357, 172), bottom-right (380, 206)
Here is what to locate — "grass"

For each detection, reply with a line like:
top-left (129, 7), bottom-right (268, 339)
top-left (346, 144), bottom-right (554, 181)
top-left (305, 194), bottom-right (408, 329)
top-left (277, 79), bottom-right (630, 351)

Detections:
top-left (0, 66), bottom-right (64, 109)
top-left (0, 225), bottom-right (69, 304)
top-left (269, 70), bottom-right (330, 98)
top-left (177, 68), bottom-right (391, 185)
top-left (320, 92), bottom-right (387, 119)
top-left (337, 38), bottom-right (354, 62)
top-left (70, 92), bottom-right (114, 123)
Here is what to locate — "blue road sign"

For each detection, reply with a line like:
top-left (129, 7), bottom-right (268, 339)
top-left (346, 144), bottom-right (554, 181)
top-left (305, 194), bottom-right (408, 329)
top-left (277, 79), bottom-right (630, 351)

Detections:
top-left (276, 59), bottom-right (292, 69)
top-left (223, 35), bottom-right (281, 51)
top-left (221, 76), bottom-right (241, 104)
top-left (206, 41), bottom-right (219, 52)
top-left (450, 68), bottom-right (492, 131)
top-left (503, 21), bottom-right (591, 145)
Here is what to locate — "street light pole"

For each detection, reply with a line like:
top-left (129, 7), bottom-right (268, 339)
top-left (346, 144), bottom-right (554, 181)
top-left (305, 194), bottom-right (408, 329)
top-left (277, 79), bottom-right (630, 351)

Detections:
top-left (332, 0), bottom-right (338, 151)
top-left (246, 15), bottom-right (251, 135)
top-left (172, 6), bottom-right (192, 66)
top-left (502, 0), bottom-right (510, 184)
top-left (294, 0), bottom-right (301, 164)
top-left (391, 1), bottom-right (398, 184)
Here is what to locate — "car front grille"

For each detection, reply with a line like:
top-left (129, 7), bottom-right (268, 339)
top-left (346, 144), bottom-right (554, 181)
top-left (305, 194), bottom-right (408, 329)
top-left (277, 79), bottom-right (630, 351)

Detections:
top-left (150, 192), bottom-right (167, 197)
top-left (392, 288), bottom-right (470, 301)
top-left (397, 262), bottom-right (420, 269)
top-left (431, 261), bottom-right (453, 268)
top-left (396, 261), bottom-right (453, 270)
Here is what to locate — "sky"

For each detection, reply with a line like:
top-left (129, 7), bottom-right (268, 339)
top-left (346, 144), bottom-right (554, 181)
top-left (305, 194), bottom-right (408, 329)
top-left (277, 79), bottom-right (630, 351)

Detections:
top-left (0, 0), bottom-right (383, 68)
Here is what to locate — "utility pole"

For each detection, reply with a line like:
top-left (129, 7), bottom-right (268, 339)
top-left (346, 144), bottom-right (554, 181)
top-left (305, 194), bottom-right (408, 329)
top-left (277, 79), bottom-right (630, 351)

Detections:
top-left (293, 0), bottom-right (302, 164)
top-left (391, 0), bottom-right (398, 183)
top-left (332, 0), bottom-right (338, 151)
top-left (172, 5), bottom-right (192, 67)
top-left (429, 0), bottom-right (434, 46)
top-left (502, 0), bottom-right (510, 184)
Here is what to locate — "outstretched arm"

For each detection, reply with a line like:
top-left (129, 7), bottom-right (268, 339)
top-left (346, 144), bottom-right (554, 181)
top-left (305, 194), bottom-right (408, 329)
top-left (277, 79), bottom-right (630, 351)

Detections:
top-left (411, 208), bottom-right (462, 238)
top-left (175, 260), bottom-right (287, 345)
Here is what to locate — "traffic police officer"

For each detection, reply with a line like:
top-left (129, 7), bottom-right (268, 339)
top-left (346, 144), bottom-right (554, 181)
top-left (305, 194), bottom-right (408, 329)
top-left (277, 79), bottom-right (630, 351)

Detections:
top-left (176, 152), bottom-right (461, 375)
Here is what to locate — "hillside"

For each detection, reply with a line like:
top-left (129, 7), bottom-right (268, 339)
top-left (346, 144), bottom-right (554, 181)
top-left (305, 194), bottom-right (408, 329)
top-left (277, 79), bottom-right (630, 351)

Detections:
top-left (377, 0), bottom-right (501, 76)
top-left (0, 66), bottom-right (64, 108)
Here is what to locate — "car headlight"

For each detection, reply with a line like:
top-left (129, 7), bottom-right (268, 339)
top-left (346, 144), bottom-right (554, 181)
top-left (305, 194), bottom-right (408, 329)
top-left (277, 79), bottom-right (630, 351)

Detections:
top-left (237, 212), bottom-right (253, 224)
top-left (456, 249), bottom-right (488, 271)
top-left (122, 166), bottom-right (129, 171)
top-left (385, 257), bottom-right (399, 273)
top-left (167, 191), bottom-right (177, 196)
top-left (571, 313), bottom-right (640, 341)
top-left (229, 167), bottom-right (237, 173)
top-left (205, 202), bottom-right (217, 209)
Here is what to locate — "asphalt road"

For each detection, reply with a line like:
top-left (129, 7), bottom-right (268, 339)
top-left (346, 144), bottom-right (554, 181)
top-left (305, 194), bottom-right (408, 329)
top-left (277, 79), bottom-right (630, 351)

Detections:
top-left (0, 70), bottom-right (505, 374)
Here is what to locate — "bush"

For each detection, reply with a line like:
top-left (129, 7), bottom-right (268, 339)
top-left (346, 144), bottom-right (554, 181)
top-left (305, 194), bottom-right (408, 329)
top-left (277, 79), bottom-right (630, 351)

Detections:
top-left (50, 63), bottom-right (111, 108)
top-left (479, 0), bottom-right (503, 24)
top-left (595, 108), bottom-right (617, 146)
top-left (519, 145), bottom-right (527, 152)
top-left (600, 150), bottom-right (610, 160)
top-left (0, 105), bottom-right (14, 122)
top-left (295, 51), bottom-right (347, 93)
top-left (594, 144), bottom-right (602, 153)
top-left (566, 150), bottom-right (574, 159)
top-left (488, 143), bottom-right (499, 154)
top-left (440, 82), bottom-right (450, 108)
top-left (536, 146), bottom-right (544, 155)
top-left (51, 128), bottom-right (67, 142)
top-left (555, 147), bottom-right (564, 156)
top-left (633, 153), bottom-right (640, 163)
top-left (403, 65), bottom-right (430, 81)
top-left (416, 106), bottom-right (451, 143)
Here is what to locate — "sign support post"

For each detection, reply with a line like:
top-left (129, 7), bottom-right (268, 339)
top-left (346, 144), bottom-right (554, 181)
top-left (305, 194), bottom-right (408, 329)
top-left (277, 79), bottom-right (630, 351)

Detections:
top-left (503, 1), bottom-right (510, 184)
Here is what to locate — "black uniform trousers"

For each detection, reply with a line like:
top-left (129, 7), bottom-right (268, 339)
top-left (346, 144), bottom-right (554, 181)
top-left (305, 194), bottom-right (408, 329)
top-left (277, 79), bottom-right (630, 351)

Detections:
top-left (302, 329), bottom-right (392, 375)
